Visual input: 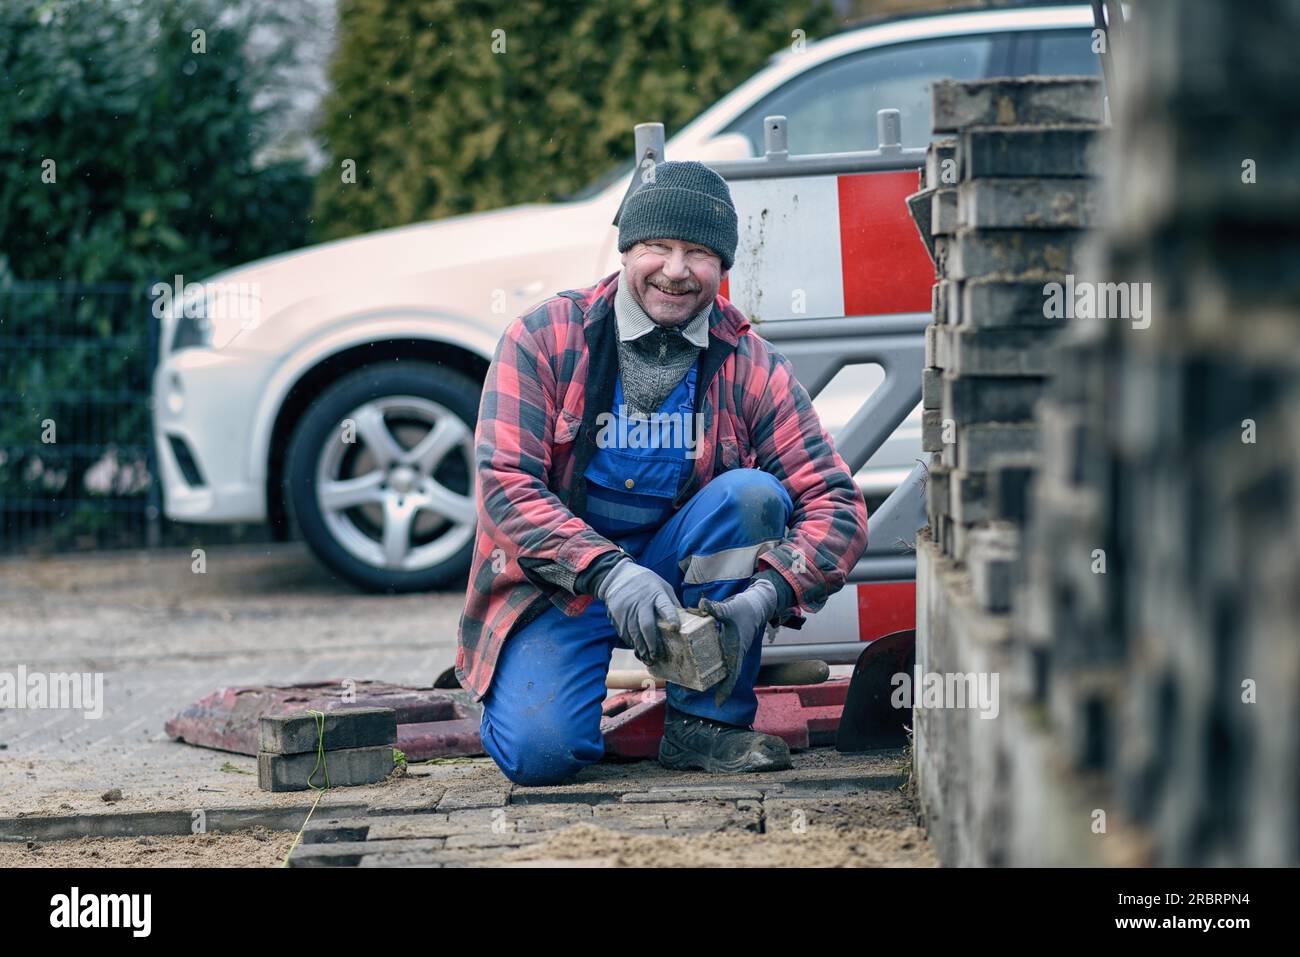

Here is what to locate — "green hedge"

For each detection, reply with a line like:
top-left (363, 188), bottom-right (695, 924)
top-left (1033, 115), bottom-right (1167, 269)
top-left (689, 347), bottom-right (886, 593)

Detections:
top-left (0, 0), bottom-right (313, 284)
top-left (0, 0), bottom-right (313, 548)
top-left (313, 0), bottom-right (837, 239)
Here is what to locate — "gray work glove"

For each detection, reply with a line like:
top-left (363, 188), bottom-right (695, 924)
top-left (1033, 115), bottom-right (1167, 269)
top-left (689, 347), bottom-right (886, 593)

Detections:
top-left (595, 557), bottom-right (682, 664)
top-left (697, 578), bottom-right (780, 708)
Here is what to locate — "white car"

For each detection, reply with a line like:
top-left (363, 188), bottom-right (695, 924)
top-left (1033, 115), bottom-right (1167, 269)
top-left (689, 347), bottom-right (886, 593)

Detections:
top-left (153, 4), bottom-right (1101, 592)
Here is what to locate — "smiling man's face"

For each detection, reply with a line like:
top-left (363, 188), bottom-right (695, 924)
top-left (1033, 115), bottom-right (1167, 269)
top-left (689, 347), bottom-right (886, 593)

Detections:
top-left (621, 238), bottom-right (726, 327)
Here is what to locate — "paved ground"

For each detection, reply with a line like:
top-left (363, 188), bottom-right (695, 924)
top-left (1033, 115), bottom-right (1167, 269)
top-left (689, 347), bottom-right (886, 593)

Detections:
top-left (1, 543), bottom-right (472, 813)
top-left (288, 748), bottom-right (934, 867)
top-left (0, 543), bottom-right (933, 866)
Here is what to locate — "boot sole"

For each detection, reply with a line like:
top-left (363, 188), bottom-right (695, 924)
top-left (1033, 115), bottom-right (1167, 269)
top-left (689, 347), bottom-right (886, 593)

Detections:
top-left (658, 737), bottom-right (793, 774)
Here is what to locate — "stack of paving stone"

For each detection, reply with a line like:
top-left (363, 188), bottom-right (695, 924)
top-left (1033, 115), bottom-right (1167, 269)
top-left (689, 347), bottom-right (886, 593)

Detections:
top-left (258, 708), bottom-right (397, 792)
top-left (1016, 0), bottom-right (1300, 866)
top-left (915, 76), bottom-right (1105, 580)
top-left (909, 75), bottom-right (1108, 868)
top-left (914, 1), bottom-right (1300, 868)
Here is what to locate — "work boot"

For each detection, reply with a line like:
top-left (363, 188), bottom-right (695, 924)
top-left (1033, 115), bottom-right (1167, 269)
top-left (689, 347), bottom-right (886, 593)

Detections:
top-left (658, 703), bottom-right (793, 773)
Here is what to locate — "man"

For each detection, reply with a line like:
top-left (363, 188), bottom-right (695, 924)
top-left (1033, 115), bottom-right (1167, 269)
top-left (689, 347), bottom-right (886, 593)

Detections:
top-left (457, 160), bottom-right (868, 785)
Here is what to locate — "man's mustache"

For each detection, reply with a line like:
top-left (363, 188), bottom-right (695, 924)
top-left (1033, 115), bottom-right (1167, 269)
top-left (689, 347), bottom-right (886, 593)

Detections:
top-left (649, 278), bottom-right (700, 295)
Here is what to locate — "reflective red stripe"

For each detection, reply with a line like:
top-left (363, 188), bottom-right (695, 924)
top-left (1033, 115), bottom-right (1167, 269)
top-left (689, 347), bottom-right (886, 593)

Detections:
top-left (856, 580), bottom-right (916, 643)
top-left (837, 171), bottom-right (933, 316)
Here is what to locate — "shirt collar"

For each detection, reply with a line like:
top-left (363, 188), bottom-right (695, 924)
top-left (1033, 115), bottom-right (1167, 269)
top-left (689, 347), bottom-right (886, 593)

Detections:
top-left (614, 270), bottom-right (711, 349)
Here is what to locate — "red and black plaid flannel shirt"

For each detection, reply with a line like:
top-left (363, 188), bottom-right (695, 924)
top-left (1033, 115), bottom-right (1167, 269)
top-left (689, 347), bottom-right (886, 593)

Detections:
top-left (456, 270), bottom-right (869, 700)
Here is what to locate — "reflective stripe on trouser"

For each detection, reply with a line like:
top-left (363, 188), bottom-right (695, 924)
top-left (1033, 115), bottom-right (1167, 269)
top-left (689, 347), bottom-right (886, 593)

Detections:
top-left (479, 468), bottom-right (794, 786)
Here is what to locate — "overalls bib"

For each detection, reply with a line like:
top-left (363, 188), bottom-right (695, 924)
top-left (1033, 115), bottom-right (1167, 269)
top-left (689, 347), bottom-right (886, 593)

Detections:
top-left (581, 360), bottom-right (699, 555)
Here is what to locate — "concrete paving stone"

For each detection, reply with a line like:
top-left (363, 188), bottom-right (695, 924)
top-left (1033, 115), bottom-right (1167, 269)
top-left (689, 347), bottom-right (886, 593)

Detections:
top-left (302, 815), bottom-right (372, 844)
top-left (907, 187), bottom-right (936, 262)
top-left (287, 838), bottom-right (445, 868)
top-left (358, 853), bottom-right (442, 868)
top-left (946, 228), bottom-right (1088, 281)
top-left (610, 801), bottom-right (753, 827)
top-left (513, 806), bottom-right (595, 832)
top-left (961, 126), bottom-right (1106, 179)
top-left (962, 278), bottom-right (1068, 329)
top-left (591, 805), bottom-right (669, 830)
top-left (620, 787), bottom-right (762, 803)
top-left (935, 325), bottom-right (953, 369)
top-left (366, 785), bottom-right (446, 815)
top-left (664, 804), bottom-right (763, 833)
top-left (258, 708), bottom-right (397, 755)
top-left (925, 138), bottom-right (959, 188)
top-left (943, 375), bottom-right (1046, 424)
top-left (968, 525), bottom-right (1021, 613)
top-left (948, 327), bottom-right (1052, 377)
top-left (367, 813), bottom-right (481, 840)
top-left (924, 323), bottom-right (940, 369)
top-left (927, 465), bottom-right (951, 523)
top-left (923, 367), bottom-right (943, 409)
top-left (932, 77), bottom-right (1103, 133)
top-left (507, 783), bottom-right (644, 805)
top-left (756, 771), bottom-right (907, 795)
top-left (258, 745), bottom-right (394, 792)
top-left (436, 786), bottom-right (509, 810)
top-left (445, 807), bottom-right (513, 824)
top-left (959, 177), bottom-right (1099, 230)
top-left (763, 794), bottom-right (913, 830)
top-left (932, 188), bottom-right (960, 235)
top-left (950, 470), bottom-right (991, 525)
top-left (922, 408), bottom-right (945, 452)
top-left (990, 455), bottom-right (1039, 524)
top-left (957, 424), bottom-right (1040, 472)
top-left (443, 830), bottom-right (555, 849)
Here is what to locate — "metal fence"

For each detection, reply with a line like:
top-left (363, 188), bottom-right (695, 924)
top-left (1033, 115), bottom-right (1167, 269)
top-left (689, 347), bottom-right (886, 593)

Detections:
top-left (0, 280), bottom-right (265, 553)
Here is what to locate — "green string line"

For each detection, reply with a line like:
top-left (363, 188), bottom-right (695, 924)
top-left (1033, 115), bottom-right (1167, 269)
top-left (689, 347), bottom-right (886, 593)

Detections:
top-left (280, 709), bottom-right (331, 868)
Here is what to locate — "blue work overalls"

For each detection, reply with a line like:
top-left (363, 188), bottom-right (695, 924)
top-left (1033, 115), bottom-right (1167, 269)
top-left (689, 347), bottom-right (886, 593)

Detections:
top-left (479, 357), bottom-right (795, 786)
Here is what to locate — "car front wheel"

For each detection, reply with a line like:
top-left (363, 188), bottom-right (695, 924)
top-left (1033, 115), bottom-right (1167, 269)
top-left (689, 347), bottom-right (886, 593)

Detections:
top-left (284, 361), bottom-right (479, 592)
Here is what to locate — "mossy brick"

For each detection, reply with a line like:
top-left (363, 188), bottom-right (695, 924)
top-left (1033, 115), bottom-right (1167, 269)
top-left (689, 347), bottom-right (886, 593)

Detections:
top-left (258, 707), bottom-right (397, 755)
top-left (257, 745), bottom-right (394, 792)
top-left (932, 77), bottom-right (1102, 133)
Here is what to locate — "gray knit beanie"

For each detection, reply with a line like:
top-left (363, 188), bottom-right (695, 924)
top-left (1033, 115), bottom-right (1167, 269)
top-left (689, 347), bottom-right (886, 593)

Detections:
top-left (617, 160), bottom-right (738, 270)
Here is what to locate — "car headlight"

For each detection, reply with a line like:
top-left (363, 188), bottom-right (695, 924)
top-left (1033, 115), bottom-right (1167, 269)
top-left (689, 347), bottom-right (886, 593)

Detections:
top-left (168, 282), bottom-right (262, 352)
top-left (171, 312), bottom-right (211, 352)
